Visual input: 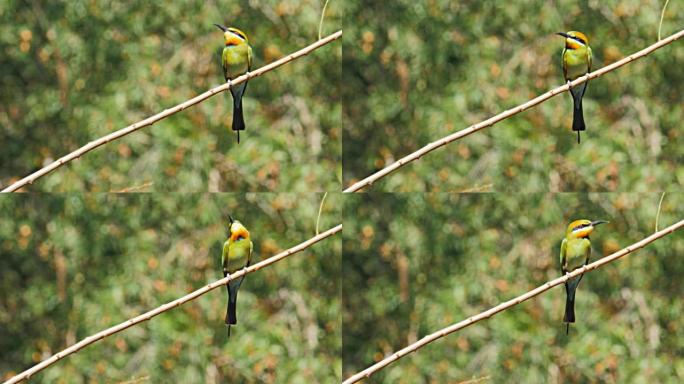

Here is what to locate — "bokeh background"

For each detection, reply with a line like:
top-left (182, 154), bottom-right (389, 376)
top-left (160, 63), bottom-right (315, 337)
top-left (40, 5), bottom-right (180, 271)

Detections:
top-left (342, 0), bottom-right (684, 192)
top-left (0, 1), bottom-right (341, 192)
top-left (0, 193), bottom-right (341, 383)
top-left (343, 193), bottom-right (684, 382)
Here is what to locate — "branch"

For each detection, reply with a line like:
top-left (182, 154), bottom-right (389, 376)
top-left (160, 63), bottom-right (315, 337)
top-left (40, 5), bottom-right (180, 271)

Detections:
top-left (343, 219), bottom-right (684, 383)
top-left (3, 224), bottom-right (342, 384)
top-left (343, 28), bottom-right (684, 193)
top-left (1, 30), bottom-right (343, 193)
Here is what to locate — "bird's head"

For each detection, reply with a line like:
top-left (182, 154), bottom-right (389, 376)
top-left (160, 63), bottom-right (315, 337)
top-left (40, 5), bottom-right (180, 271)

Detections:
top-left (214, 24), bottom-right (249, 47)
top-left (228, 219), bottom-right (250, 243)
top-left (566, 219), bottom-right (608, 239)
top-left (556, 31), bottom-right (589, 50)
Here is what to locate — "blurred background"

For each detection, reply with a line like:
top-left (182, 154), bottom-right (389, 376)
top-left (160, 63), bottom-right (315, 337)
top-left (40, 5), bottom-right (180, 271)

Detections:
top-left (0, 1), bottom-right (341, 192)
top-left (0, 193), bottom-right (341, 382)
top-left (343, 193), bottom-right (684, 382)
top-left (342, 0), bottom-right (684, 192)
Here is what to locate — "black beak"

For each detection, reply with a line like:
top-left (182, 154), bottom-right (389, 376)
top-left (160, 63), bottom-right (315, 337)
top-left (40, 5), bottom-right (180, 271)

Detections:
top-left (556, 32), bottom-right (569, 38)
top-left (214, 23), bottom-right (228, 32)
top-left (228, 214), bottom-right (234, 225)
top-left (591, 220), bottom-right (609, 227)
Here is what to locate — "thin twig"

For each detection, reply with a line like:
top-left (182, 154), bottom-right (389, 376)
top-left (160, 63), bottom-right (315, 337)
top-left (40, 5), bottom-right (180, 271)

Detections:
top-left (318, 0), bottom-right (331, 40)
top-left (3, 224), bottom-right (342, 384)
top-left (658, 0), bottom-right (671, 41)
top-left (655, 192), bottom-right (666, 232)
top-left (2, 30), bottom-right (343, 193)
top-left (343, 219), bottom-right (684, 383)
top-left (112, 181), bottom-right (154, 193)
top-left (343, 28), bottom-right (684, 193)
top-left (457, 376), bottom-right (491, 384)
top-left (315, 192), bottom-right (328, 235)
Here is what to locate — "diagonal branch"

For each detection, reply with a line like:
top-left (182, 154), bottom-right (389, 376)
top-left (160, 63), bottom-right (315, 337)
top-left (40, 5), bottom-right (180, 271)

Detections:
top-left (3, 224), bottom-right (342, 384)
top-left (343, 219), bottom-right (684, 383)
top-left (343, 28), bottom-right (684, 193)
top-left (1, 30), bottom-right (342, 193)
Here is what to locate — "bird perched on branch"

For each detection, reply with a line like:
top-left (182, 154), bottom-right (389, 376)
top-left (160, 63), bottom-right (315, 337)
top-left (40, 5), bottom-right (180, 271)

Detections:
top-left (215, 24), bottom-right (253, 143)
top-left (559, 219), bottom-right (608, 334)
top-left (557, 31), bottom-right (592, 144)
top-left (222, 215), bottom-right (253, 338)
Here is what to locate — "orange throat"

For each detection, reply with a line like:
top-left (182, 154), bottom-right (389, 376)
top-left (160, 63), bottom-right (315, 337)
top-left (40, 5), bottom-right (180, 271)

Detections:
top-left (230, 227), bottom-right (249, 242)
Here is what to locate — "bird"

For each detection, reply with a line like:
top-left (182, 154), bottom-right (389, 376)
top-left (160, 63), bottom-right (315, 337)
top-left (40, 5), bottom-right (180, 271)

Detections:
top-left (557, 31), bottom-right (592, 144)
top-left (559, 219), bottom-right (608, 334)
top-left (215, 24), bottom-right (253, 143)
top-left (221, 215), bottom-right (253, 338)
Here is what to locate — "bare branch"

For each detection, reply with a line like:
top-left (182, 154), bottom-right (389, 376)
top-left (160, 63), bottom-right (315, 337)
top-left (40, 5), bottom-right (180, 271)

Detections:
top-left (344, 28), bottom-right (684, 193)
top-left (343, 219), bottom-right (684, 383)
top-left (2, 31), bottom-right (342, 193)
top-left (3, 224), bottom-right (342, 384)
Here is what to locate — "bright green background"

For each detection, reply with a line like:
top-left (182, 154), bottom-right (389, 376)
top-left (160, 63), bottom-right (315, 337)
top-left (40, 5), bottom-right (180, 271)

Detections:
top-left (0, 193), bottom-right (341, 383)
top-left (343, 193), bottom-right (684, 383)
top-left (342, 0), bottom-right (684, 191)
top-left (0, 1), bottom-right (341, 192)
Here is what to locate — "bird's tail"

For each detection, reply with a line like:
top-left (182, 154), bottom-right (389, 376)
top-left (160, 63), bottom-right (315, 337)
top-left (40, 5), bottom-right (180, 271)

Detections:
top-left (226, 280), bottom-right (239, 325)
top-left (571, 88), bottom-right (586, 140)
top-left (230, 84), bottom-right (247, 144)
top-left (563, 280), bottom-right (579, 324)
top-left (563, 295), bottom-right (575, 324)
top-left (232, 102), bottom-right (245, 144)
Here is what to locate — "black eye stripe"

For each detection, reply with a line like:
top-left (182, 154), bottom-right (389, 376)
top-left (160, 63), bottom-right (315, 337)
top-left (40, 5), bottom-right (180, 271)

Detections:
top-left (230, 30), bottom-right (246, 40)
top-left (571, 36), bottom-right (585, 44)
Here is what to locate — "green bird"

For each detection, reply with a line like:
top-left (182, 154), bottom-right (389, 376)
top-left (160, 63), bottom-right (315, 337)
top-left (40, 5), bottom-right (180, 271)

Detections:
top-left (557, 31), bottom-right (592, 143)
top-left (215, 24), bottom-right (253, 143)
top-left (560, 219), bottom-right (608, 334)
top-left (221, 215), bottom-right (253, 338)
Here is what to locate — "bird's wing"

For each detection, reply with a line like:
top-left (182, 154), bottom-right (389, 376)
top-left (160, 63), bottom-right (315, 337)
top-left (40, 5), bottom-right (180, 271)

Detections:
top-left (217, 47), bottom-right (229, 82)
top-left (584, 239), bottom-right (591, 265)
top-left (221, 240), bottom-right (230, 275)
top-left (247, 45), bottom-right (253, 71)
top-left (247, 240), bottom-right (254, 267)
top-left (560, 238), bottom-right (568, 274)
top-left (561, 48), bottom-right (568, 81)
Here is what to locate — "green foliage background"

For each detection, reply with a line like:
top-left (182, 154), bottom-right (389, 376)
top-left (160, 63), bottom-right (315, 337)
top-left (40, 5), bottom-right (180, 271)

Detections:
top-left (343, 193), bottom-right (684, 382)
top-left (342, 0), bottom-right (684, 192)
top-left (0, 193), bottom-right (341, 383)
top-left (0, 1), bottom-right (341, 192)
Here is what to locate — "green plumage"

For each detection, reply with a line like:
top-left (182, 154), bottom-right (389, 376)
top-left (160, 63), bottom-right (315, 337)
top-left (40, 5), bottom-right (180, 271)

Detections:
top-left (559, 236), bottom-right (591, 325)
top-left (217, 27), bottom-right (253, 143)
top-left (221, 220), bottom-right (253, 338)
top-left (558, 218), bottom-right (607, 335)
top-left (560, 31), bottom-right (592, 143)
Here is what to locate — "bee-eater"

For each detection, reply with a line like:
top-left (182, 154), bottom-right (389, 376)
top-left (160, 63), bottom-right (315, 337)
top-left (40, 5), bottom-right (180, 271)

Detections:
top-left (221, 215), bottom-right (253, 338)
top-left (559, 219), bottom-right (608, 334)
top-left (215, 24), bottom-right (253, 143)
top-left (557, 31), bottom-right (592, 144)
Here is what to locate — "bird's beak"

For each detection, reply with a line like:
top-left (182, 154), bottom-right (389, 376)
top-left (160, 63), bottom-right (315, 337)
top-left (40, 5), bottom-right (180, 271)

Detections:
top-left (556, 32), bottom-right (569, 38)
top-left (228, 214), bottom-right (234, 225)
top-left (214, 23), bottom-right (228, 32)
top-left (591, 220), bottom-right (609, 227)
